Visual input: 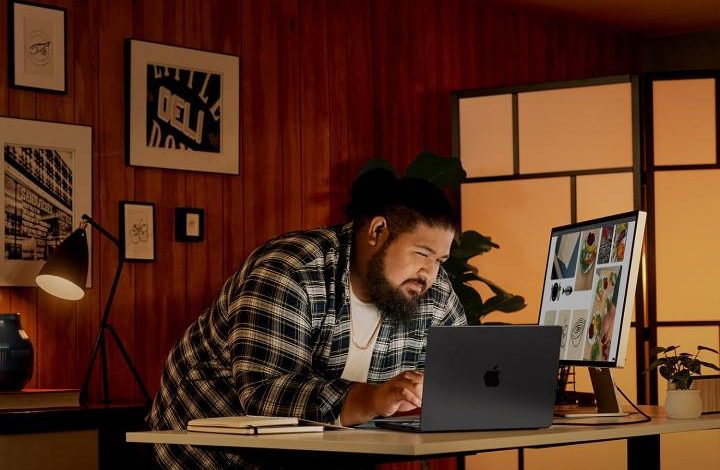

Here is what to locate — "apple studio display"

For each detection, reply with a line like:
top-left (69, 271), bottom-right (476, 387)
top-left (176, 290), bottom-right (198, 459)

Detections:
top-left (538, 211), bottom-right (647, 368)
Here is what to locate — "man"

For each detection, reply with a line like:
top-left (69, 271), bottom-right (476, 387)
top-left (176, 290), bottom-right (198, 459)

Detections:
top-left (148, 169), bottom-right (466, 468)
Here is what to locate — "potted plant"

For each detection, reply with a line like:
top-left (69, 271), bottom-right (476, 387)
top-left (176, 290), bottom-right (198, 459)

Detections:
top-left (646, 345), bottom-right (720, 419)
top-left (356, 151), bottom-right (526, 325)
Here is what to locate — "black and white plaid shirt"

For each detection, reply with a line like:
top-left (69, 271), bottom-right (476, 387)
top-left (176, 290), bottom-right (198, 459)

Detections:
top-left (148, 222), bottom-right (466, 469)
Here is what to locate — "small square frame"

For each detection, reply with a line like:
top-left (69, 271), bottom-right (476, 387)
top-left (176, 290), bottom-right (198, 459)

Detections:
top-left (8, 0), bottom-right (67, 93)
top-left (119, 201), bottom-right (156, 262)
top-left (175, 208), bottom-right (204, 242)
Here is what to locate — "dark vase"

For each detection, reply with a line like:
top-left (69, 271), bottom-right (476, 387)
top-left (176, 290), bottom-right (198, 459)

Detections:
top-left (0, 313), bottom-right (34, 391)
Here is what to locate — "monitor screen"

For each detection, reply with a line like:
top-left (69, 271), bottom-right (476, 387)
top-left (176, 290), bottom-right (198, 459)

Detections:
top-left (538, 211), bottom-right (646, 367)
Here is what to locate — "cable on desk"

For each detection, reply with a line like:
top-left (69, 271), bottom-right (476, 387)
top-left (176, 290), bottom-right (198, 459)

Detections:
top-left (551, 385), bottom-right (652, 426)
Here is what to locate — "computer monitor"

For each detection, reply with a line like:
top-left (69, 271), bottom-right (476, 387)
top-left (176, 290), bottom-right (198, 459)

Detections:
top-left (538, 211), bottom-right (647, 417)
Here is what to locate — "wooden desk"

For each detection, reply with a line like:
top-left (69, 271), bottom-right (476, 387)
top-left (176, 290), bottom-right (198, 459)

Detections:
top-left (1, 403), bottom-right (150, 470)
top-left (126, 408), bottom-right (720, 469)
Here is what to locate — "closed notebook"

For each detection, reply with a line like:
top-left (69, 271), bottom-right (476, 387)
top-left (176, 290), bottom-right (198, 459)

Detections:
top-left (187, 416), bottom-right (324, 435)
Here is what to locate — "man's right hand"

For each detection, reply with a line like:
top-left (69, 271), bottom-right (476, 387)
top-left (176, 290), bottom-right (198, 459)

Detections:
top-left (339, 370), bottom-right (423, 426)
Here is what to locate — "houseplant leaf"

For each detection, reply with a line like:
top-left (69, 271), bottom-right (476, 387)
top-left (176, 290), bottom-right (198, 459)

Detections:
top-left (404, 151), bottom-right (466, 188)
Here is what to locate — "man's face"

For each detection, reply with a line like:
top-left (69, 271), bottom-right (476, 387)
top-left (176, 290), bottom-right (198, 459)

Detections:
top-left (365, 223), bottom-right (455, 321)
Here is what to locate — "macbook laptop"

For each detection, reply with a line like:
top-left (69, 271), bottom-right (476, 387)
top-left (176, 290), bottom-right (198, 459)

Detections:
top-left (373, 325), bottom-right (561, 432)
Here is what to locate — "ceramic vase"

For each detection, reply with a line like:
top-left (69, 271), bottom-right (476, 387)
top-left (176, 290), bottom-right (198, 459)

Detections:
top-left (665, 386), bottom-right (703, 419)
top-left (0, 313), bottom-right (34, 390)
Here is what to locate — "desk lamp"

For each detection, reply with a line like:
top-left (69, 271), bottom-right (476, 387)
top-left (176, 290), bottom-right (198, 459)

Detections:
top-left (36, 213), bottom-right (151, 404)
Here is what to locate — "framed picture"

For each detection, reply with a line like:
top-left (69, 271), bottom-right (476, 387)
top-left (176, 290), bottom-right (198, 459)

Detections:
top-left (126, 39), bottom-right (240, 174)
top-left (8, 1), bottom-right (67, 93)
top-left (0, 117), bottom-right (92, 286)
top-left (119, 202), bottom-right (155, 262)
top-left (175, 208), bottom-right (204, 242)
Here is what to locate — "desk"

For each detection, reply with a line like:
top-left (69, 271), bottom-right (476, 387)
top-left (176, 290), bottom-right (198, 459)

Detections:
top-left (126, 408), bottom-right (720, 469)
top-left (2, 403), bottom-right (150, 470)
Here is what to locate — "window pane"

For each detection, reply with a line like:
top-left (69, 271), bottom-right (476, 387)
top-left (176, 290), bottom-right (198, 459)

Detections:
top-left (459, 94), bottom-right (514, 177)
top-left (518, 83), bottom-right (633, 174)
top-left (653, 79), bottom-right (716, 166)
top-left (525, 441), bottom-right (626, 470)
top-left (655, 171), bottom-right (720, 320)
top-left (661, 430), bottom-right (720, 470)
top-left (461, 178), bottom-right (570, 324)
top-left (576, 173), bottom-right (635, 222)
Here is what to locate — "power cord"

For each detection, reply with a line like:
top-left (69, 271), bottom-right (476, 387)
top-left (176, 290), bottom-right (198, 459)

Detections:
top-left (552, 385), bottom-right (652, 426)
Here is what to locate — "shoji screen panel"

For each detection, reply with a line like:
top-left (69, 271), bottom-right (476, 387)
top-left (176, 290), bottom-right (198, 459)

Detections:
top-left (459, 94), bottom-right (514, 177)
top-left (654, 170), bottom-right (720, 321)
top-left (518, 83), bottom-right (633, 174)
top-left (653, 79), bottom-right (716, 166)
top-left (461, 178), bottom-right (570, 325)
top-left (650, 75), bottom-right (720, 470)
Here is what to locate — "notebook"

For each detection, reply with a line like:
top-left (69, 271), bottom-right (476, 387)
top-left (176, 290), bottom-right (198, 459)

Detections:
top-left (373, 325), bottom-right (561, 432)
top-left (187, 416), bottom-right (324, 435)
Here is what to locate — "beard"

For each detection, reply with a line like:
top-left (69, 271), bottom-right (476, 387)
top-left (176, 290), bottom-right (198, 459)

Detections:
top-left (364, 243), bottom-right (427, 322)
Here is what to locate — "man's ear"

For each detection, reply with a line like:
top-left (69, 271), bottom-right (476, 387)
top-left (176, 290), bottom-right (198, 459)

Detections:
top-left (367, 216), bottom-right (387, 247)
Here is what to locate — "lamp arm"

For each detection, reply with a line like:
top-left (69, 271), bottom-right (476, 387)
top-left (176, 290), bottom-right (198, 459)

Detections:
top-left (81, 214), bottom-right (124, 328)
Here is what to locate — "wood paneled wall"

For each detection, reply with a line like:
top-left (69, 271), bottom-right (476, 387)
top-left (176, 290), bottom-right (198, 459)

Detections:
top-left (0, 0), bottom-right (636, 402)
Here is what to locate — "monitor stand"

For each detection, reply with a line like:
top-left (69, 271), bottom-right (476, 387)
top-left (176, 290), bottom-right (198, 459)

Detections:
top-left (559, 367), bottom-right (629, 418)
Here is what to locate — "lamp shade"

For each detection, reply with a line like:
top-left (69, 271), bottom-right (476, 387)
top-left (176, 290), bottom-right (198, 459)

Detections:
top-left (35, 228), bottom-right (89, 301)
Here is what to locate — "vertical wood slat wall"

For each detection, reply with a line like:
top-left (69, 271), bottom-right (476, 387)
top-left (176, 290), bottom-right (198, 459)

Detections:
top-left (0, 0), bottom-right (636, 402)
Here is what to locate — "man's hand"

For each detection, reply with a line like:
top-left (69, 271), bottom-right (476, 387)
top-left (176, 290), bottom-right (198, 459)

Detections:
top-left (339, 371), bottom-right (423, 426)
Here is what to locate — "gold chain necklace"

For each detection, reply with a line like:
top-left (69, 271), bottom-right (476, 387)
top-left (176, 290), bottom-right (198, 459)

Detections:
top-left (350, 313), bottom-right (382, 350)
top-left (348, 279), bottom-right (382, 350)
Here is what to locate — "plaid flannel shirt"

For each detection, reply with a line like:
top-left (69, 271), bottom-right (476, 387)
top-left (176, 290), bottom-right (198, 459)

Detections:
top-left (148, 222), bottom-right (466, 469)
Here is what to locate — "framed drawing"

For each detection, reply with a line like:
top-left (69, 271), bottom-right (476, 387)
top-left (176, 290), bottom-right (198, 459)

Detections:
top-left (119, 202), bottom-right (155, 262)
top-left (175, 207), bottom-right (204, 242)
top-left (0, 117), bottom-right (92, 285)
top-left (126, 39), bottom-right (240, 174)
top-left (9, 0), bottom-right (67, 93)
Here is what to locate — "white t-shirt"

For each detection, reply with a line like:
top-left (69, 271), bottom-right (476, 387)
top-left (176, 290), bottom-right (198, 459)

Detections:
top-left (340, 286), bottom-right (382, 383)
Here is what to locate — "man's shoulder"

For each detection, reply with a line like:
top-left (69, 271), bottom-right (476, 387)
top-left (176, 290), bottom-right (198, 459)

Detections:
top-left (254, 224), bottom-right (351, 268)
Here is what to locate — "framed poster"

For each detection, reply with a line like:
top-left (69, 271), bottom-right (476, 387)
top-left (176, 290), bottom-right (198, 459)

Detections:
top-left (0, 117), bottom-right (92, 285)
top-left (9, 0), bottom-right (67, 93)
top-left (119, 201), bottom-right (155, 262)
top-left (126, 39), bottom-right (240, 174)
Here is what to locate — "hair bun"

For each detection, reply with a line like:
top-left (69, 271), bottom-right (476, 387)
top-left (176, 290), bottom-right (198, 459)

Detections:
top-left (346, 168), bottom-right (397, 220)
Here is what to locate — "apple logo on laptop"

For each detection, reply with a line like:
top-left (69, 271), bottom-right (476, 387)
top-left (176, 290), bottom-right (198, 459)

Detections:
top-left (483, 365), bottom-right (501, 387)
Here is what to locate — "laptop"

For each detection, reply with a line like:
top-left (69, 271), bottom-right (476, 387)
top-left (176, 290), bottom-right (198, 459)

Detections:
top-left (373, 325), bottom-right (561, 432)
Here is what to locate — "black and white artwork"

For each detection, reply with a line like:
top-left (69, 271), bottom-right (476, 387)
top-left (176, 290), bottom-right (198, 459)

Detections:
top-left (120, 202), bottom-right (155, 262)
top-left (127, 39), bottom-right (240, 174)
top-left (146, 65), bottom-right (222, 153)
top-left (9, 1), bottom-right (67, 93)
top-left (0, 118), bottom-right (91, 285)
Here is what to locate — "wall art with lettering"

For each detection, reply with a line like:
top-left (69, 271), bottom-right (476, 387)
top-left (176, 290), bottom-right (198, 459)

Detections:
top-left (126, 39), bottom-right (240, 174)
top-left (9, 1), bottom-right (67, 93)
top-left (0, 118), bottom-right (92, 285)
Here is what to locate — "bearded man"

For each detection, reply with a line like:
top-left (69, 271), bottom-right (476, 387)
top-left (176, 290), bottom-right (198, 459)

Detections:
top-left (148, 168), bottom-right (466, 469)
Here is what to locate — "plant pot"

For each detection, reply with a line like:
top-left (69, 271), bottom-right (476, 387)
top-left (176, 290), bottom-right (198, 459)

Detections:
top-left (665, 387), bottom-right (703, 419)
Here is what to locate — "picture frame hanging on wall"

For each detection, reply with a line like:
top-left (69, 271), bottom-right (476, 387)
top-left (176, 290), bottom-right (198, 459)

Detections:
top-left (175, 207), bottom-right (204, 242)
top-left (9, 0), bottom-right (67, 93)
top-left (0, 117), bottom-right (92, 286)
top-left (126, 39), bottom-right (240, 174)
top-left (119, 201), bottom-right (156, 262)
